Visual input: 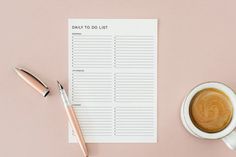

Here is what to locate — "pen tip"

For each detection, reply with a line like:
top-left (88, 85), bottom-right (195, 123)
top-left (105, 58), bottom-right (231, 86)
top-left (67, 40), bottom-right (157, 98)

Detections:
top-left (14, 67), bottom-right (22, 73)
top-left (57, 81), bottom-right (63, 90)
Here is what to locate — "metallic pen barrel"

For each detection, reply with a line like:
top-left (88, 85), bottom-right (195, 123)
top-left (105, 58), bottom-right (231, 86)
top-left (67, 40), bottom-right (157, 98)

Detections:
top-left (57, 81), bottom-right (89, 157)
top-left (15, 67), bottom-right (50, 97)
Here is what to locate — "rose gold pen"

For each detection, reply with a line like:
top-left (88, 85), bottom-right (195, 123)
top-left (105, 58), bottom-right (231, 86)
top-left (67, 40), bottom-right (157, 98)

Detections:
top-left (57, 81), bottom-right (88, 157)
top-left (15, 67), bottom-right (50, 97)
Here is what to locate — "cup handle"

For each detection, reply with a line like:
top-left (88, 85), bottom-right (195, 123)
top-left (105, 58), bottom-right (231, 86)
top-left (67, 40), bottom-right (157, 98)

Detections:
top-left (223, 131), bottom-right (236, 150)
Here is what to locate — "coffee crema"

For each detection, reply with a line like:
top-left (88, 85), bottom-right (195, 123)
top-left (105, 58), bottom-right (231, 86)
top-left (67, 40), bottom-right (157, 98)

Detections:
top-left (189, 88), bottom-right (233, 133)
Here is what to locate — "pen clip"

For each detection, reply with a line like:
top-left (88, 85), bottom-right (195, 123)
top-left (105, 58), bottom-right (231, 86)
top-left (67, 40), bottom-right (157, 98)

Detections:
top-left (19, 68), bottom-right (49, 89)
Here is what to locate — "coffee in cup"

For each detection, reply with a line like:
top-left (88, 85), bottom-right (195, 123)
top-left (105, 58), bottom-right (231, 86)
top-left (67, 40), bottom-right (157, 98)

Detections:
top-left (189, 88), bottom-right (233, 133)
top-left (181, 82), bottom-right (236, 150)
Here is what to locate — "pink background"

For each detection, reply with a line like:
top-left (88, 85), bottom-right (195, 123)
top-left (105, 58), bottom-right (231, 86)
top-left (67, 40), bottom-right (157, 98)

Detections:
top-left (0, 0), bottom-right (236, 156)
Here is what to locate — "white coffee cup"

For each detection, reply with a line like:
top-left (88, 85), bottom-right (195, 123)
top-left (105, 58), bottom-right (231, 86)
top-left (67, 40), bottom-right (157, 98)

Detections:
top-left (181, 82), bottom-right (236, 150)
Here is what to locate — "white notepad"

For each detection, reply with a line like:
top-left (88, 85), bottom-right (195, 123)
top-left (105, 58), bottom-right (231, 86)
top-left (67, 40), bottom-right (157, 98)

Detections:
top-left (68, 19), bottom-right (158, 143)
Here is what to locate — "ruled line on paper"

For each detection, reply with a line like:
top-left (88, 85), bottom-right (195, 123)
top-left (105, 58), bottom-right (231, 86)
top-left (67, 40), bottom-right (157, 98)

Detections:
top-left (114, 107), bottom-right (154, 136)
top-left (114, 35), bottom-right (155, 68)
top-left (73, 106), bottom-right (113, 136)
top-left (71, 34), bottom-right (113, 69)
top-left (71, 72), bottom-right (112, 103)
top-left (114, 73), bottom-right (154, 102)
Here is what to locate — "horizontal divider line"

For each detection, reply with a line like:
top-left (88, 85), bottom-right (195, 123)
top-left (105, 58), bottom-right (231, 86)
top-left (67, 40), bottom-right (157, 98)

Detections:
top-left (115, 122), bottom-right (154, 124)
top-left (114, 39), bottom-right (154, 41)
top-left (115, 83), bottom-right (153, 85)
top-left (113, 135), bottom-right (153, 136)
top-left (72, 87), bottom-right (112, 90)
top-left (72, 37), bottom-right (112, 39)
top-left (81, 127), bottom-right (112, 128)
top-left (78, 118), bottom-right (112, 120)
top-left (115, 101), bottom-right (153, 102)
top-left (72, 54), bottom-right (112, 56)
top-left (73, 51), bottom-right (112, 53)
top-left (73, 62), bottom-right (112, 64)
top-left (72, 50), bottom-right (112, 52)
top-left (80, 124), bottom-right (113, 126)
top-left (114, 130), bottom-right (154, 132)
top-left (72, 101), bottom-right (112, 102)
top-left (73, 61), bottom-right (112, 63)
top-left (72, 91), bottom-right (112, 93)
top-left (115, 110), bottom-right (153, 111)
top-left (78, 115), bottom-right (113, 117)
top-left (72, 85), bottom-right (112, 86)
top-left (73, 96), bottom-right (112, 98)
top-left (115, 63), bottom-right (153, 65)
top-left (72, 35), bottom-right (112, 36)
top-left (75, 108), bottom-right (113, 110)
top-left (115, 96), bottom-right (153, 98)
top-left (115, 47), bottom-right (154, 48)
top-left (115, 121), bottom-right (153, 123)
top-left (72, 49), bottom-right (112, 51)
top-left (114, 35), bottom-right (153, 37)
top-left (115, 54), bottom-right (154, 56)
top-left (75, 109), bottom-right (113, 111)
top-left (115, 126), bottom-right (153, 128)
top-left (75, 111), bottom-right (113, 113)
top-left (114, 59), bottom-right (154, 61)
top-left (114, 128), bottom-right (153, 130)
top-left (72, 95), bottom-right (112, 97)
top-left (73, 80), bottom-right (112, 82)
top-left (72, 88), bottom-right (112, 89)
top-left (115, 56), bottom-right (154, 58)
top-left (72, 66), bottom-right (112, 67)
top-left (115, 89), bottom-right (153, 91)
top-left (114, 41), bottom-right (154, 43)
top-left (115, 81), bottom-right (153, 82)
top-left (115, 95), bottom-right (154, 97)
top-left (78, 116), bottom-right (113, 118)
top-left (114, 37), bottom-right (154, 39)
top-left (73, 46), bottom-right (112, 48)
top-left (72, 79), bottom-right (112, 80)
top-left (72, 74), bottom-right (112, 75)
top-left (72, 53), bottom-right (112, 55)
top-left (115, 73), bottom-right (153, 75)
top-left (115, 107), bottom-right (153, 108)
top-left (72, 72), bottom-right (111, 74)
top-left (79, 121), bottom-right (112, 123)
top-left (115, 117), bottom-right (153, 119)
top-left (115, 110), bottom-right (154, 112)
top-left (115, 91), bottom-right (153, 93)
top-left (115, 78), bottom-right (153, 79)
top-left (72, 75), bottom-right (112, 76)
top-left (115, 67), bottom-right (153, 68)
top-left (115, 49), bottom-right (154, 51)
top-left (72, 41), bottom-right (112, 43)
top-left (72, 63), bottom-right (112, 66)
top-left (72, 67), bottom-right (112, 68)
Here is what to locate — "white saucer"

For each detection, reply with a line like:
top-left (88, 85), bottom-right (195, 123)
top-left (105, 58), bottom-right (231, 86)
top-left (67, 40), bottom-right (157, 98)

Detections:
top-left (180, 98), bottom-right (200, 138)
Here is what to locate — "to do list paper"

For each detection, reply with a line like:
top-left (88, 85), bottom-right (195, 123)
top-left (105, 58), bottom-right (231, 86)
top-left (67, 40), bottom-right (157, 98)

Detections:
top-left (68, 19), bottom-right (158, 143)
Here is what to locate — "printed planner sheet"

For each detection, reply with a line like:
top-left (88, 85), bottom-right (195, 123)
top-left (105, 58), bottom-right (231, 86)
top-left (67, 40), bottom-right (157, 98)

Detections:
top-left (68, 19), bottom-right (158, 143)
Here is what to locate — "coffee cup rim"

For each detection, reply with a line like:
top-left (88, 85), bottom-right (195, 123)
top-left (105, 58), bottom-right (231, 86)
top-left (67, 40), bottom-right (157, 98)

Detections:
top-left (183, 81), bottom-right (236, 139)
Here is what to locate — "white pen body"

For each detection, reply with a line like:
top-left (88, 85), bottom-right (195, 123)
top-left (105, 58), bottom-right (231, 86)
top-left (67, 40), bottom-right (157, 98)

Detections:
top-left (59, 89), bottom-right (70, 107)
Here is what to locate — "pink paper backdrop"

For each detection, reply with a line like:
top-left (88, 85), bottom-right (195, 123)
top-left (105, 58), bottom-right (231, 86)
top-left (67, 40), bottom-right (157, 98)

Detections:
top-left (0, 0), bottom-right (236, 156)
